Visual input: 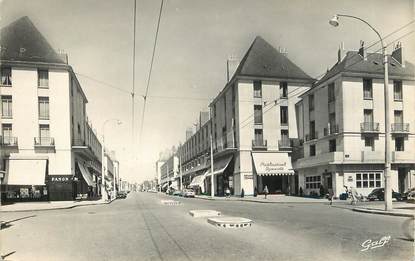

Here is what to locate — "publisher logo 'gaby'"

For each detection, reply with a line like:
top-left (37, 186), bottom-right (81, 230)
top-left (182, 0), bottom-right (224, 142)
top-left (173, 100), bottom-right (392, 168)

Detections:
top-left (361, 236), bottom-right (391, 251)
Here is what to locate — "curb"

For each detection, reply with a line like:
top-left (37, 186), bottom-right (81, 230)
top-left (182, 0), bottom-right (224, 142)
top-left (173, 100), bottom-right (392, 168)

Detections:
top-left (1, 199), bottom-right (116, 213)
top-left (194, 196), bottom-right (329, 204)
top-left (352, 207), bottom-right (415, 218)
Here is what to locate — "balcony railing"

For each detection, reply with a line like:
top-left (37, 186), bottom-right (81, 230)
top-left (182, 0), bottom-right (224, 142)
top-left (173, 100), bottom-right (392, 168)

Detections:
top-left (305, 131), bottom-right (318, 141)
top-left (391, 123), bottom-right (409, 133)
top-left (252, 139), bottom-right (267, 149)
top-left (278, 138), bottom-right (292, 150)
top-left (0, 136), bottom-right (18, 146)
top-left (72, 139), bottom-right (86, 146)
top-left (323, 124), bottom-right (339, 136)
top-left (34, 137), bottom-right (55, 146)
top-left (360, 122), bottom-right (379, 132)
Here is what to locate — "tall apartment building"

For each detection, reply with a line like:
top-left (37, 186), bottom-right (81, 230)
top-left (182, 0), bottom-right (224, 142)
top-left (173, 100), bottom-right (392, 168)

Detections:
top-left (176, 37), bottom-right (314, 196)
top-left (0, 17), bottom-right (103, 201)
top-left (159, 153), bottom-right (179, 191)
top-left (293, 42), bottom-right (415, 197)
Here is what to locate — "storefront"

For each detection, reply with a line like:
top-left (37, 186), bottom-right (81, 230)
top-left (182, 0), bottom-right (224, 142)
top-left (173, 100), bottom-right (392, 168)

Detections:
top-left (252, 152), bottom-right (295, 194)
top-left (1, 159), bottom-right (48, 202)
top-left (204, 155), bottom-right (234, 196)
top-left (74, 161), bottom-right (96, 199)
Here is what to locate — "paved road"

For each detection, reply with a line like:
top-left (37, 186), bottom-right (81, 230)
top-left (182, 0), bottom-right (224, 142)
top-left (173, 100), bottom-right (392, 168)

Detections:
top-left (1, 192), bottom-right (413, 261)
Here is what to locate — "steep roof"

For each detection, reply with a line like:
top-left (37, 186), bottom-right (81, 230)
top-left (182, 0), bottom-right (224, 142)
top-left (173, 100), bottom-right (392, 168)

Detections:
top-left (0, 16), bottom-right (65, 64)
top-left (315, 51), bottom-right (415, 86)
top-left (233, 36), bottom-right (313, 82)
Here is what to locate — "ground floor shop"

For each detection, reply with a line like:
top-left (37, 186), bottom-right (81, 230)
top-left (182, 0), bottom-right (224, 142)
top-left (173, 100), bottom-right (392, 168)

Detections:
top-left (297, 163), bottom-right (415, 198)
top-left (1, 158), bottom-right (101, 202)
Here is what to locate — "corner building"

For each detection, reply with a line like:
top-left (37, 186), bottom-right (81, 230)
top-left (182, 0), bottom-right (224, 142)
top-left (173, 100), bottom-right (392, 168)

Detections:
top-left (293, 43), bottom-right (415, 197)
top-left (179, 37), bottom-right (314, 196)
top-left (0, 17), bottom-right (102, 201)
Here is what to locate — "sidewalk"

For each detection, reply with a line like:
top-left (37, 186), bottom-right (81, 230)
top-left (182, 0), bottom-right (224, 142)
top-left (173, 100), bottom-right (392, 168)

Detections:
top-left (352, 202), bottom-right (415, 218)
top-left (195, 194), bottom-right (330, 204)
top-left (1, 198), bottom-right (115, 213)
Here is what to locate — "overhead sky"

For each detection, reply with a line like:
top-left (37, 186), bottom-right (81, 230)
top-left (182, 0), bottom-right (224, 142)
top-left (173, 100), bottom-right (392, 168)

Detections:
top-left (1, 0), bottom-right (414, 183)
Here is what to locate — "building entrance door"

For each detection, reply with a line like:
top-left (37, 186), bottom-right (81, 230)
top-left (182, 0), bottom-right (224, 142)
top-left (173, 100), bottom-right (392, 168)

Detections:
top-left (398, 168), bottom-right (407, 194)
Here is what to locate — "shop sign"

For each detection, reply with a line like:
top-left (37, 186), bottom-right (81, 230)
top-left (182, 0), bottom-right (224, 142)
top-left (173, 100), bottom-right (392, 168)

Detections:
top-left (245, 175), bottom-right (253, 179)
top-left (50, 176), bottom-right (72, 182)
top-left (347, 176), bottom-right (353, 182)
top-left (259, 162), bottom-right (287, 173)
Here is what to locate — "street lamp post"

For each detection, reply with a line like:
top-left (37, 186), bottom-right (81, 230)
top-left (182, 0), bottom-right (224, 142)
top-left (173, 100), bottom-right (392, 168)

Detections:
top-left (329, 14), bottom-right (392, 211)
top-left (101, 119), bottom-right (122, 201)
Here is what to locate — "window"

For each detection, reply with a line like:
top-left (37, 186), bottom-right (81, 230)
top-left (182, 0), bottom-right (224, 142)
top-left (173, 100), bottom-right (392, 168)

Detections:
top-left (280, 106), bottom-right (288, 125)
top-left (280, 82), bottom-right (288, 98)
top-left (254, 129), bottom-right (263, 143)
top-left (254, 105), bottom-right (263, 124)
top-left (309, 121), bottom-right (316, 139)
top-left (363, 79), bottom-right (373, 99)
top-left (39, 124), bottom-right (50, 141)
top-left (365, 137), bottom-right (375, 151)
top-left (395, 137), bottom-right (404, 151)
top-left (309, 94), bottom-right (314, 111)
top-left (38, 97), bottom-right (50, 120)
top-left (393, 80), bottom-right (402, 101)
top-left (364, 109), bottom-right (373, 123)
top-left (253, 80), bottom-right (262, 98)
top-left (305, 176), bottom-right (321, 189)
top-left (329, 139), bottom-right (336, 152)
top-left (328, 83), bottom-right (335, 102)
top-left (356, 173), bottom-right (381, 188)
top-left (310, 144), bottom-right (316, 156)
top-left (2, 124), bottom-right (12, 144)
top-left (38, 70), bottom-right (49, 88)
top-left (1, 96), bottom-right (12, 118)
top-left (281, 130), bottom-right (289, 140)
top-left (394, 110), bottom-right (403, 124)
top-left (1, 67), bottom-right (12, 86)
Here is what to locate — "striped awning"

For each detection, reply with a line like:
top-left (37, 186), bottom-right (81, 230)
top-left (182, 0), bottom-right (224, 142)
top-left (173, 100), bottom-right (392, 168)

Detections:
top-left (77, 162), bottom-right (96, 186)
top-left (252, 152), bottom-right (294, 176)
top-left (204, 155), bottom-right (233, 177)
top-left (6, 159), bottom-right (47, 185)
top-left (189, 174), bottom-right (206, 187)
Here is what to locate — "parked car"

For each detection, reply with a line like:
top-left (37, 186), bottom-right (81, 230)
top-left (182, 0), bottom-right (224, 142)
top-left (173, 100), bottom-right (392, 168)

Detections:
top-left (402, 187), bottom-right (415, 201)
top-left (172, 190), bottom-right (182, 196)
top-left (117, 191), bottom-right (127, 199)
top-left (367, 188), bottom-right (403, 201)
top-left (181, 189), bottom-right (195, 198)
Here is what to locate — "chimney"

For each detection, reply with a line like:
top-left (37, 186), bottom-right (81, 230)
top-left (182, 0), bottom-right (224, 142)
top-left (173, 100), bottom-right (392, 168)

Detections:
top-left (358, 40), bottom-right (367, 61)
top-left (337, 42), bottom-right (345, 63)
top-left (226, 56), bottom-right (239, 82)
top-left (57, 49), bottom-right (68, 64)
top-left (391, 42), bottom-right (404, 67)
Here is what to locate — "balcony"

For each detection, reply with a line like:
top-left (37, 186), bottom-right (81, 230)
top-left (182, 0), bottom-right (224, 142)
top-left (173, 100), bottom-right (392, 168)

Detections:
top-left (392, 151), bottom-right (415, 163)
top-left (361, 150), bottom-right (384, 162)
top-left (360, 122), bottom-right (379, 133)
top-left (252, 139), bottom-right (267, 150)
top-left (34, 137), bottom-right (55, 147)
top-left (391, 123), bottom-right (409, 133)
top-left (72, 139), bottom-right (87, 146)
top-left (278, 138), bottom-right (292, 150)
top-left (0, 136), bottom-right (18, 147)
top-left (305, 131), bottom-right (318, 141)
top-left (323, 124), bottom-right (339, 136)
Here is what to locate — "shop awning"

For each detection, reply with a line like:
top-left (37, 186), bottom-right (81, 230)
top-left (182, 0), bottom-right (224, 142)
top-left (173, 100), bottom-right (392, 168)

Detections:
top-left (252, 152), bottom-right (294, 176)
top-left (169, 183), bottom-right (178, 189)
top-left (7, 159), bottom-right (47, 185)
top-left (189, 174), bottom-right (206, 187)
top-left (205, 155), bottom-right (233, 177)
top-left (162, 183), bottom-right (168, 189)
top-left (77, 162), bottom-right (96, 186)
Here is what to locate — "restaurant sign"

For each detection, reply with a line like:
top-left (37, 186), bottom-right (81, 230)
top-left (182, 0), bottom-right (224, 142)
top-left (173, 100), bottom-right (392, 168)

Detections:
top-left (259, 162), bottom-right (287, 173)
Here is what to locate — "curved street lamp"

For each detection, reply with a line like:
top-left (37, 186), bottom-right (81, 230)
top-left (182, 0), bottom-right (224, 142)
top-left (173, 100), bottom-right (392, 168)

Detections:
top-left (329, 14), bottom-right (392, 211)
top-left (101, 119), bottom-right (122, 201)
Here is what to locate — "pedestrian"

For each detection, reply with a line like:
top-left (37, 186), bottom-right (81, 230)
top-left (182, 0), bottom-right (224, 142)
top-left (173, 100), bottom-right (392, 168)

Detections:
top-left (350, 187), bottom-right (358, 205)
top-left (263, 185), bottom-right (269, 199)
top-left (328, 189), bottom-right (334, 205)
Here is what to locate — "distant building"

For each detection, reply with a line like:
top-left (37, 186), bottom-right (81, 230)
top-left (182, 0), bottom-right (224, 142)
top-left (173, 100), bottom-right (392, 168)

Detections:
top-left (0, 17), bottom-right (103, 201)
top-left (293, 42), bottom-right (415, 197)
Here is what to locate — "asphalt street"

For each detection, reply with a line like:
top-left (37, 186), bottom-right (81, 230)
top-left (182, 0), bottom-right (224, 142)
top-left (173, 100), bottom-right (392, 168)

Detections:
top-left (1, 192), bottom-right (413, 261)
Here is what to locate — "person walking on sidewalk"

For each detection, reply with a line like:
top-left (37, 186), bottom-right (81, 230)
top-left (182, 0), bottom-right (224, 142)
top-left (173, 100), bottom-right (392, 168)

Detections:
top-left (263, 185), bottom-right (269, 199)
top-left (225, 187), bottom-right (231, 198)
